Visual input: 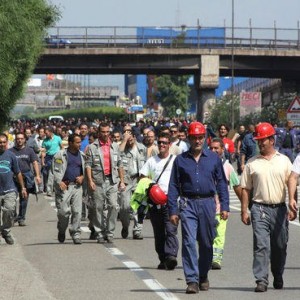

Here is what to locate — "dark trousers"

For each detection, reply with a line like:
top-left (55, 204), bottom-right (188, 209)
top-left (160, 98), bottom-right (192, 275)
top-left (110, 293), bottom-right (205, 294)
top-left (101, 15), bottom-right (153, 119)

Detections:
top-left (42, 155), bottom-right (53, 193)
top-left (17, 192), bottom-right (29, 221)
top-left (149, 205), bottom-right (179, 263)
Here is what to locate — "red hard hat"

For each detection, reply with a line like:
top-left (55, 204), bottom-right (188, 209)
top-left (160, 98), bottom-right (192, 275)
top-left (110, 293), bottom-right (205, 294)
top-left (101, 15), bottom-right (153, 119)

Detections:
top-left (254, 122), bottom-right (275, 140)
top-left (188, 122), bottom-right (206, 135)
top-left (148, 184), bottom-right (168, 205)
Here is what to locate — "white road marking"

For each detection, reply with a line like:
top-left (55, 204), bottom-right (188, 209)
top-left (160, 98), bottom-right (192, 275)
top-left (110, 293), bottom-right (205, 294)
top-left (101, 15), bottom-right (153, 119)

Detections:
top-left (143, 279), bottom-right (179, 300)
top-left (46, 197), bottom-right (178, 299)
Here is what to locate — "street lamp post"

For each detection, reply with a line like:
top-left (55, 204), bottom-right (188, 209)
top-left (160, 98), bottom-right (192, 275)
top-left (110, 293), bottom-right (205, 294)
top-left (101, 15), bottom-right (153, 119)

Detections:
top-left (231, 0), bottom-right (235, 129)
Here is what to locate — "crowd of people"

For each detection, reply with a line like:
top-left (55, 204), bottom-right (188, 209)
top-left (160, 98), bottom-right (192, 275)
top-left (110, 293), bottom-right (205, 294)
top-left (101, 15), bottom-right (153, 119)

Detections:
top-left (0, 116), bottom-right (300, 294)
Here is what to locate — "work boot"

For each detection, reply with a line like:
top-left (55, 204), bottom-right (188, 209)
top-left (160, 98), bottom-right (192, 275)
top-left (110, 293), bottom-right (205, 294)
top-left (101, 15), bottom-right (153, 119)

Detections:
top-left (3, 235), bottom-right (14, 245)
top-left (211, 261), bottom-right (221, 270)
top-left (165, 256), bottom-right (178, 270)
top-left (121, 227), bottom-right (129, 239)
top-left (186, 282), bottom-right (199, 294)
top-left (18, 220), bottom-right (26, 227)
top-left (58, 232), bottom-right (65, 243)
top-left (157, 262), bottom-right (166, 270)
top-left (255, 283), bottom-right (268, 292)
top-left (106, 236), bottom-right (113, 243)
top-left (273, 276), bottom-right (283, 289)
top-left (199, 276), bottom-right (209, 291)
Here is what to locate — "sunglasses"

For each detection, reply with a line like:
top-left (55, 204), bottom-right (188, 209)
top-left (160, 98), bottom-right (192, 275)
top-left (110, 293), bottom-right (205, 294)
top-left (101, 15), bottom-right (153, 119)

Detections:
top-left (170, 130), bottom-right (178, 133)
top-left (158, 141), bottom-right (169, 145)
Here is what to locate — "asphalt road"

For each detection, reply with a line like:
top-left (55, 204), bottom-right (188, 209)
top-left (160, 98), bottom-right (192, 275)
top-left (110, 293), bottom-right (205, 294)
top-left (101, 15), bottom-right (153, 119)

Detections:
top-left (1, 191), bottom-right (300, 300)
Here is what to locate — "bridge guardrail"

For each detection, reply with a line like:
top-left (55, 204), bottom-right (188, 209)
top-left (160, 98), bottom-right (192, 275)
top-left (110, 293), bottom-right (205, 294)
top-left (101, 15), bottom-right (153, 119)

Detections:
top-left (46, 25), bottom-right (300, 50)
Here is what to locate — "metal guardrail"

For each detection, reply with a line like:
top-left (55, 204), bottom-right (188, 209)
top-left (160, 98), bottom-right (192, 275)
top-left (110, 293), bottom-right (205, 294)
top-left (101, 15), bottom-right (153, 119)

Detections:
top-left (46, 25), bottom-right (300, 50)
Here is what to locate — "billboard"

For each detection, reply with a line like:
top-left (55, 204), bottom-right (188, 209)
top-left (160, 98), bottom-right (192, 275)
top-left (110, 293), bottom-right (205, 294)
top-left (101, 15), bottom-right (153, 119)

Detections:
top-left (240, 92), bottom-right (261, 117)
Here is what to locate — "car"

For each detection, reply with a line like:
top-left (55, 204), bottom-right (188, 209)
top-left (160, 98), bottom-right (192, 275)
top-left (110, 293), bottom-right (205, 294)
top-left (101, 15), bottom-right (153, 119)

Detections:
top-left (44, 35), bottom-right (71, 48)
top-left (48, 115), bottom-right (64, 122)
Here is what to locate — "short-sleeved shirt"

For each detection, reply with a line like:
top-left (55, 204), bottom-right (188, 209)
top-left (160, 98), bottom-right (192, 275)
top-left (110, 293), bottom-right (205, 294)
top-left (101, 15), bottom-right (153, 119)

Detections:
top-left (291, 154), bottom-right (300, 174)
top-left (62, 150), bottom-right (83, 182)
top-left (42, 134), bottom-right (62, 156)
top-left (0, 150), bottom-right (20, 195)
top-left (9, 146), bottom-right (38, 173)
top-left (241, 151), bottom-right (292, 204)
top-left (140, 154), bottom-right (175, 194)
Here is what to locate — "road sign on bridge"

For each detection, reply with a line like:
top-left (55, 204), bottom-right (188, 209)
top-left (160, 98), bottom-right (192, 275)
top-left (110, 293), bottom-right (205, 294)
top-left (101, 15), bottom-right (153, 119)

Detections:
top-left (287, 96), bottom-right (300, 125)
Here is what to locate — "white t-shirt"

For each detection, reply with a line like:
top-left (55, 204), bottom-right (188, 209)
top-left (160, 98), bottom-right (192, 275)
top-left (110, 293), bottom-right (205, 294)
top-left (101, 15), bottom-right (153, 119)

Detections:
top-left (139, 154), bottom-right (175, 194)
top-left (292, 154), bottom-right (300, 174)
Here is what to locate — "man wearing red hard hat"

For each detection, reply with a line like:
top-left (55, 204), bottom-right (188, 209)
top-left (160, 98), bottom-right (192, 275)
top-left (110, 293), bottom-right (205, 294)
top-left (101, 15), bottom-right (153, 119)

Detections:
top-left (241, 122), bottom-right (295, 293)
top-left (168, 121), bottom-right (229, 294)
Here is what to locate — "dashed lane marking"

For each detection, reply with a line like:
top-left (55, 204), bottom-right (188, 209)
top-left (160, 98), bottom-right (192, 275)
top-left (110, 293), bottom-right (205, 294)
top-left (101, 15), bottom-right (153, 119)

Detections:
top-left (46, 197), bottom-right (179, 300)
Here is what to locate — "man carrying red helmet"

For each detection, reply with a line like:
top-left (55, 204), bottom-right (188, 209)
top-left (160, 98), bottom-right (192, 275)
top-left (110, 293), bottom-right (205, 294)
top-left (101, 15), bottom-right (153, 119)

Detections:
top-left (241, 122), bottom-right (295, 293)
top-left (139, 132), bottom-right (179, 270)
top-left (168, 122), bottom-right (229, 294)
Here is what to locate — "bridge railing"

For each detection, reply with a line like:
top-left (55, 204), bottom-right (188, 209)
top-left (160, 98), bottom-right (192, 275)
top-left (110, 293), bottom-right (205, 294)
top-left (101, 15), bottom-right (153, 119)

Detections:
top-left (46, 25), bottom-right (300, 50)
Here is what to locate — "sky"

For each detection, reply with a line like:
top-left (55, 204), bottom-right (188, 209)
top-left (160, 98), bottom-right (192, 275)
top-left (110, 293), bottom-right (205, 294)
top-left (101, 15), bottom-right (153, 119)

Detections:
top-left (46, 0), bottom-right (300, 91)
top-left (49, 0), bottom-right (300, 28)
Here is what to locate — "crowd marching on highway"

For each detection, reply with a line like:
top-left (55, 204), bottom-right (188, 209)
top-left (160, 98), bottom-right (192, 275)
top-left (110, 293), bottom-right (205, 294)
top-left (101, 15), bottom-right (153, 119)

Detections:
top-left (1, 116), bottom-right (300, 294)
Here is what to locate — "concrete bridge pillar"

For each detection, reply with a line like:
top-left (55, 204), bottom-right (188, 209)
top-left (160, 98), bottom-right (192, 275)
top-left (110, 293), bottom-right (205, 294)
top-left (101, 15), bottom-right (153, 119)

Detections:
top-left (281, 79), bottom-right (300, 95)
top-left (195, 55), bottom-right (219, 122)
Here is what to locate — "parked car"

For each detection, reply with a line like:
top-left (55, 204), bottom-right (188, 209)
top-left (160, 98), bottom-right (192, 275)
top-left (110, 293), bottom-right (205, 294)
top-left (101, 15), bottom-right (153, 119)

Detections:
top-left (44, 35), bottom-right (71, 48)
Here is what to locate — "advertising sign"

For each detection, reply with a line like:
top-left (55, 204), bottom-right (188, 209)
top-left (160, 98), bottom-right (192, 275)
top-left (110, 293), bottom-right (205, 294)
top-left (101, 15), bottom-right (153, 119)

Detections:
top-left (239, 92), bottom-right (262, 117)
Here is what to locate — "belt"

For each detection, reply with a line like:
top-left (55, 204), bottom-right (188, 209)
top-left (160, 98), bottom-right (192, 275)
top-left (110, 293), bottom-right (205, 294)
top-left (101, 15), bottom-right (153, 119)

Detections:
top-left (253, 202), bottom-right (286, 208)
top-left (104, 174), bottom-right (112, 179)
top-left (130, 174), bottom-right (139, 179)
top-left (182, 194), bottom-right (215, 199)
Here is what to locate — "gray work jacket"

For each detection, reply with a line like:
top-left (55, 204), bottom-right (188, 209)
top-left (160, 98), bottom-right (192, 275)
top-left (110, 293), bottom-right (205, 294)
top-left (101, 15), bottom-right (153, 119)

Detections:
top-left (85, 140), bottom-right (122, 185)
top-left (50, 149), bottom-right (86, 193)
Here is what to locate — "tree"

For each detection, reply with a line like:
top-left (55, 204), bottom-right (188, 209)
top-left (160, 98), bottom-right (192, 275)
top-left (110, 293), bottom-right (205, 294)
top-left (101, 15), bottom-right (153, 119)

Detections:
top-left (0, 0), bottom-right (60, 130)
top-left (208, 94), bottom-right (240, 129)
top-left (208, 91), bottom-right (296, 129)
top-left (155, 75), bottom-right (190, 117)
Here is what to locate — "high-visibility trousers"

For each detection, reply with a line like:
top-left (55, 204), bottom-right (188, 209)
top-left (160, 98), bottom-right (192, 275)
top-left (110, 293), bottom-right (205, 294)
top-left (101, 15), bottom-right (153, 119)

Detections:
top-left (212, 214), bottom-right (228, 265)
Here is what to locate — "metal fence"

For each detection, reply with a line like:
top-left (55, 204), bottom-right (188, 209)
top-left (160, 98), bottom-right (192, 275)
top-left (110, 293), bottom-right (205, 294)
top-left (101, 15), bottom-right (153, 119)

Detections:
top-left (46, 25), bottom-right (300, 50)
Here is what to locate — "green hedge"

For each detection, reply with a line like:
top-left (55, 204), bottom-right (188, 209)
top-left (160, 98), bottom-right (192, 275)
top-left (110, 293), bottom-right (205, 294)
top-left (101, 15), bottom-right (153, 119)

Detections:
top-left (32, 106), bottom-right (128, 121)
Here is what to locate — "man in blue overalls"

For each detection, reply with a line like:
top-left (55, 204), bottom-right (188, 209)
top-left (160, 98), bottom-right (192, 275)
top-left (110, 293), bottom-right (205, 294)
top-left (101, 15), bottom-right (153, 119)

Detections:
top-left (168, 122), bottom-right (229, 294)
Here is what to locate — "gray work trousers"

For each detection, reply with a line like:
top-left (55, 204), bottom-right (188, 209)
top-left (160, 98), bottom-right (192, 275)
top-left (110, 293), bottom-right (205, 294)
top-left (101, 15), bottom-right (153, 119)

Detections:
top-left (89, 177), bottom-right (118, 238)
top-left (55, 184), bottom-right (82, 239)
top-left (251, 202), bottom-right (288, 286)
top-left (0, 192), bottom-right (17, 237)
top-left (118, 177), bottom-right (138, 229)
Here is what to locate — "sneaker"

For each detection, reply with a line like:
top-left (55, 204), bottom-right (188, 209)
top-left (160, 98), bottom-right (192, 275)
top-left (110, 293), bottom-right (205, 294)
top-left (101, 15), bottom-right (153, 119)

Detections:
top-left (186, 282), bottom-right (199, 294)
top-left (199, 277), bottom-right (209, 291)
top-left (73, 238), bottom-right (82, 245)
top-left (133, 232), bottom-right (143, 240)
top-left (255, 283), bottom-right (268, 292)
top-left (157, 262), bottom-right (166, 270)
top-left (273, 276), bottom-right (283, 289)
top-left (121, 227), bottom-right (129, 239)
top-left (211, 261), bottom-right (221, 270)
top-left (46, 192), bottom-right (52, 197)
top-left (58, 232), bottom-right (65, 243)
top-left (165, 256), bottom-right (178, 270)
top-left (3, 235), bottom-right (14, 245)
top-left (18, 220), bottom-right (26, 227)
